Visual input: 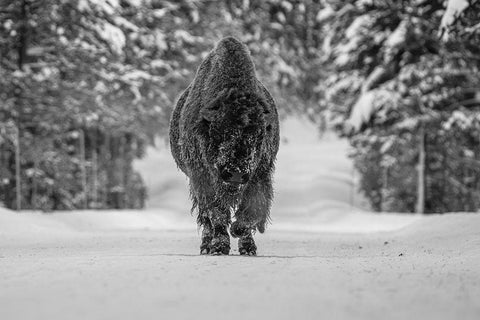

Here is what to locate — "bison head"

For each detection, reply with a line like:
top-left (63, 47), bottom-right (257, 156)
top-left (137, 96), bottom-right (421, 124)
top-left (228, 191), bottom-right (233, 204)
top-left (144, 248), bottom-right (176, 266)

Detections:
top-left (198, 88), bottom-right (273, 192)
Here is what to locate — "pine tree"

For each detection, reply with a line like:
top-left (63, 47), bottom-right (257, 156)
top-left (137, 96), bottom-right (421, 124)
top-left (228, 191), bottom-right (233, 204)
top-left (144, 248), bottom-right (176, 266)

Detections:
top-left (319, 0), bottom-right (480, 213)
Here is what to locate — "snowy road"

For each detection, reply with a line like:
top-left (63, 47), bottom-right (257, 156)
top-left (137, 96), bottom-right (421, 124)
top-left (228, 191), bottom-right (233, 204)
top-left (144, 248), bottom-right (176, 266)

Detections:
top-left (1, 117), bottom-right (479, 320)
top-left (1, 212), bottom-right (479, 320)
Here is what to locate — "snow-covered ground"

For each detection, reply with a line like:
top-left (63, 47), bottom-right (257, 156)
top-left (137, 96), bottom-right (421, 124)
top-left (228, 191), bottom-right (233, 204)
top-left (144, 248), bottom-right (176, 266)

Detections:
top-left (1, 116), bottom-right (479, 320)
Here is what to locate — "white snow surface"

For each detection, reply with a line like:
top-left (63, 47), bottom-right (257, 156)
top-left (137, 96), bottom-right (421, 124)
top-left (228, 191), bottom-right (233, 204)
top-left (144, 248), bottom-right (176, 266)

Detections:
top-left (440, 0), bottom-right (470, 29)
top-left (95, 22), bottom-right (126, 55)
top-left (345, 90), bottom-right (377, 132)
top-left (346, 89), bottom-right (400, 133)
top-left (440, 0), bottom-right (477, 40)
top-left (335, 14), bottom-right (373, 66)
top-left (1, 116), bottom-right (479, 320)
top-left (316, 5), bottom-right (335, 23)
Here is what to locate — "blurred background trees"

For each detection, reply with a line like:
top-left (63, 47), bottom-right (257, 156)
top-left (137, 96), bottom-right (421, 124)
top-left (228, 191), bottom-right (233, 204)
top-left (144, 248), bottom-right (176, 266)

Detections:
top-left (0, 0), bottom-right (478, 213)
top-left (317, 0), bottom-right (480, 213)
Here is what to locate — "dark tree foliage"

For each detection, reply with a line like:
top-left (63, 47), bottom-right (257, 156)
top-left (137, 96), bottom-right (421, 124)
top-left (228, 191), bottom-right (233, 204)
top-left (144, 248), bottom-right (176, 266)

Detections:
top-left (0, 0), bottom-right (182, 210)
top-left (2, 0), bottom-right (477, 214)
top-left (318, 0), bottom-right (480, 213)
top-left (0, 0), bottom-right (324, 210)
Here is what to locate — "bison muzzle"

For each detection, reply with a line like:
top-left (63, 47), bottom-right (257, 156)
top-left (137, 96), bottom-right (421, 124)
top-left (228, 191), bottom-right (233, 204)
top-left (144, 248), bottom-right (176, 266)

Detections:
top-left (169, 36), bottom-right (280, 255)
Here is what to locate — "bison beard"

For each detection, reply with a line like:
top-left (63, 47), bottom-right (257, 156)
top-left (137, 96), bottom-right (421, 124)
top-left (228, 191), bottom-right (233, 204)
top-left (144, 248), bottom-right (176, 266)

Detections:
top-left (169, 37), bottom-right (280, 255)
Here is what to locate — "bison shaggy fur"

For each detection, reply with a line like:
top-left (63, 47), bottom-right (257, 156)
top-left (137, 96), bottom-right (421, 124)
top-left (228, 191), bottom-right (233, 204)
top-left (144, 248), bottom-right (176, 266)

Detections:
top-left (169, 37), bottom-right (280, 255)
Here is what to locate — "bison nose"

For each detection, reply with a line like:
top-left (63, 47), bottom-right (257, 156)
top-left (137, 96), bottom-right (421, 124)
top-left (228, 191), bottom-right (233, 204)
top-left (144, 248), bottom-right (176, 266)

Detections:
top-left (220, 169), bottom-right (249, 184)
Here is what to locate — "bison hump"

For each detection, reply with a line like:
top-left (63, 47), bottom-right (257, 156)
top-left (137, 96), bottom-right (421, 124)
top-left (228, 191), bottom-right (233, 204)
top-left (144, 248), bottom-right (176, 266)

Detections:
top-left (210, 37), bottom-right (256, 88)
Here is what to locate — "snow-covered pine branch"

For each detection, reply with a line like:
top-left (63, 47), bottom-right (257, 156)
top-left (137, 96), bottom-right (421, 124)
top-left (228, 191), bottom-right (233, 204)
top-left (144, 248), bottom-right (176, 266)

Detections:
top-left (439, 0), bottom-right (479, 40)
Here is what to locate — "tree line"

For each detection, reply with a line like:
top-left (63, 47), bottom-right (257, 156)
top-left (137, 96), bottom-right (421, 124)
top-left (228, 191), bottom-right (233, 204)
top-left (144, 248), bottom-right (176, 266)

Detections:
top-left (0, 0), bottom-right (334, 211)
top-left (0, 0), bottom-right (195, 210)
top-left (316, 0), bottom-right (480, 213)
top-left (1, 0), bottom-right (479, 213)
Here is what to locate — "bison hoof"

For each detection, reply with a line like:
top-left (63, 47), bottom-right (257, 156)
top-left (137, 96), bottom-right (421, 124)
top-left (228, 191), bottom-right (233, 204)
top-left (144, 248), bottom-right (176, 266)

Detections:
top-left (230, 221), bottom-right (251, 238)
top-left (209, 233), bottom-right (230, 255)
top-left (238, 236), bottom-right (256, 256)
top-left (200, 233), bottom-right (212, 255)
top-left (210, 244), bottom-right (230, 255)
top-left (239, 247), bottom-right (256, 256)
top-left (211, 248), bottom-right (230, 255)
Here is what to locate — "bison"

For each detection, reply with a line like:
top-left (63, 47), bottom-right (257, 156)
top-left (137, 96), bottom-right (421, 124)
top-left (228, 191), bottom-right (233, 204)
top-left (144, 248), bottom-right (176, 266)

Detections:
top-left (169, 36), bottom-right (280, 255)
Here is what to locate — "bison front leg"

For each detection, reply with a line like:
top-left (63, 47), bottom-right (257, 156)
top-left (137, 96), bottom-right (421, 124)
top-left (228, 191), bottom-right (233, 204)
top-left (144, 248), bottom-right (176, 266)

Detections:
top-left (199, 218), bottom-right (213, 255)
top-left (205, 207), bottom-right (230, 255)
top-left (232, 181), bottom-right (273, 256)
top-left (237, 231), bottom-right (257, 256)
top-left (231, 218), bottom-right (257, 256)
top-left (198, 208), bottom-right (230, 255)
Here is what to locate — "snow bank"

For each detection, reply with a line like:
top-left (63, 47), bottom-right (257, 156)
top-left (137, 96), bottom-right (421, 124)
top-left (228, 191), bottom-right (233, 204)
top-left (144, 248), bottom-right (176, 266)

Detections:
top-left (0, 208), bottom-right (193, 239)
top-left (273, 202), bottom-right (421, 233)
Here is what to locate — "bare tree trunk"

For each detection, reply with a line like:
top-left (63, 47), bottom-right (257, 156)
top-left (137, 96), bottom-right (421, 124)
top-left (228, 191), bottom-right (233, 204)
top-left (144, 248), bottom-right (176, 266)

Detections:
top-left (92, 148), bottom-right (98, 209)
top-left (79, 129), bottom-right (88, 210)
top-left (32, 141), bottom-right (39, 210)
top-left (416, 125), bottom-right (425, 214)
top-left (119, 135), bottom-right (126, 209)
top-left (14, 0), bottom-right (30, 211)
top-left (350, 165), bottom-right (355, 207)
top-left (102, 134), bottom-right (110, 208)
top-left (15, 126), bottom-right (21, 210)
top-left (91, 131), bottom-right (98, 209)
top-left (382, 166), bottom-right (389, 212)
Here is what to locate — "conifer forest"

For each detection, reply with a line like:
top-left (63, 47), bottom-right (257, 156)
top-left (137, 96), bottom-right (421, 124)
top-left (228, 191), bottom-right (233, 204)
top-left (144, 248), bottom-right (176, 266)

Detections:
top-left (1, 0), bottom-right (479, 214)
